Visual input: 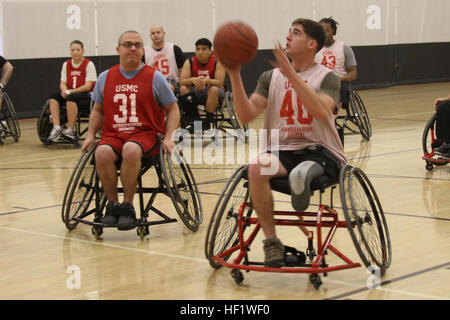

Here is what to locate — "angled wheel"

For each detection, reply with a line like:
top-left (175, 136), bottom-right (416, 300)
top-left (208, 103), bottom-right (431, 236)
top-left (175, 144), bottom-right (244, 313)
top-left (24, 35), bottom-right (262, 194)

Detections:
top-left (349, 90), bottom-right (372, 141)
top-left (37, 100), bottom-right (52, 144)
top-left (422, 113), bottom-right (437, 156)
top-left (160, 146), bottom-right (203, 232)
top-left (205, 165), bottom-right (252, 268)
top-left (218, 92), bottom-right (248, 143)
top-left (63, 144), bottom-right (105, 230)
top-left (1, 92), bottom-right (20, 142)
top-left (340, 165), bottom-right (392, 275)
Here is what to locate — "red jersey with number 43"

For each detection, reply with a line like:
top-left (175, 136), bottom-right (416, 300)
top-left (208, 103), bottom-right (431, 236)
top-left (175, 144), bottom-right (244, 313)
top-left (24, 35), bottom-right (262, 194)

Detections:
top-left (102, 64), bottom-right (165, 136)
top-left (66, 58), bottom-right (92, 91)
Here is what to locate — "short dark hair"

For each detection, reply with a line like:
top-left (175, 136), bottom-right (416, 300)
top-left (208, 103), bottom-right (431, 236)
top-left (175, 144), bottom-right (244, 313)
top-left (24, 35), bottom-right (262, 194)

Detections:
top-left (291, 18), bottom-right (325, 52)
top-left (70, 40), bottom-right (84, 49)
top-left (195, 38), bottom-right (212, 49)
top-left (319, 17), bottom-right (339, 36)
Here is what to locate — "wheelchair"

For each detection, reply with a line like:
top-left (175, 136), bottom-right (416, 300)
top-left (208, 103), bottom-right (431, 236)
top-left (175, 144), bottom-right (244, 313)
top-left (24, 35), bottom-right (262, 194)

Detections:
top-left (422, 113), bottom-right (449, 171)
top-left (61, 134), bottom-right (203, 239)
top-left (37, 97), bottom-right (92, 147)
top-left (335, 84), bottom-right (372, 141)
top-left (180, 91), bottom-right (248, 143)
top-left (205, 164), bottom-right (391, 289)
top-left (0, 91), bottom-right (21, 144)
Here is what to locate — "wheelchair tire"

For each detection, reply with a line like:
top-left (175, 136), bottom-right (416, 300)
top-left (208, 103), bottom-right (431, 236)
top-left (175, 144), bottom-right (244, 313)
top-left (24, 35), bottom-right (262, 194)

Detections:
top-left (349, 90), bottom-right (372, 141)
top-left (422, 113), bottom-right (437, 156)
top-left (221, 92), bottom-right (248, 143)
top-left (37, 101), bottom-right (52, 144)
top-left (205, 165), bottom-right (253, 269)
top-left (1, 92), bottom-right (20, 142)
top-left (340, 165), bottom-right (392, 275)
top-left (63, 145), bottom-right (104, 230)
top-left (160, 146), bottom-right (203, 232)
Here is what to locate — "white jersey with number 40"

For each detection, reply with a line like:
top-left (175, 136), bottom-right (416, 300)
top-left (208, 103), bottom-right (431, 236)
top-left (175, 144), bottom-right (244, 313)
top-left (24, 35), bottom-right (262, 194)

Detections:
top-left (144, 42), bottom-right (179, 82)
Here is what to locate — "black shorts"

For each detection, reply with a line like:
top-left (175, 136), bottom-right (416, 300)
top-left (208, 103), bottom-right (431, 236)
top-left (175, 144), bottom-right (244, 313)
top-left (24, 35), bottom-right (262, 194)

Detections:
top-left (49, 91), bottom-right (91, 107)
top-left (273, 145), bottom-right (342, 182)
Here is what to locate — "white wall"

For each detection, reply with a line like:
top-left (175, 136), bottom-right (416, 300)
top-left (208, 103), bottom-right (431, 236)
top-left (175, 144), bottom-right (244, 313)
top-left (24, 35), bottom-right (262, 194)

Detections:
top-left (2, 0), bottom-right (450, 59)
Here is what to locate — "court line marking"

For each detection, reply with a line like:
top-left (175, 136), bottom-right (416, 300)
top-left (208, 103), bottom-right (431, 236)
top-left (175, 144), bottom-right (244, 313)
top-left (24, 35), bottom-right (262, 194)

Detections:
top-left (0, 154), bottom-right (78, 166)
top-left (0, 226), bottom-right (207, 264)
top-left (0, 224), bottom-right (447, 300)
top-left (328, 261), bottom-right (450, 300)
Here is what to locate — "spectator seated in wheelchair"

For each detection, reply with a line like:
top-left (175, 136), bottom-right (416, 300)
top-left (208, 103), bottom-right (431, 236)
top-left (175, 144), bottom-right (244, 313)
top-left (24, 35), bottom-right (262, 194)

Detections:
top-left (47, 40), bottom-right (97, 142)
top-left (178, 38), bottom-right (226, 133)
top-left (433, 95), bottom-right (450, 158)
top-left (81, 30), bottom-right (180, 230)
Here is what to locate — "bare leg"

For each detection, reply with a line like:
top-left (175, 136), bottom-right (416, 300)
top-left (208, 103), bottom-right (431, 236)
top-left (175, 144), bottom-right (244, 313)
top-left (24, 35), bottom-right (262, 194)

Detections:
top-left (66, 100), bottom-right (78, 129)
top-left (120, 142), bottom-right (143, 204)
top-left (205, 86), bottom-right (219, 113)
top-left (248, 153), bottom-right (288, 239)
top-left (49, 98), bottom-right (61, 127)
top-left (95, 145), bottom-right (119, 203)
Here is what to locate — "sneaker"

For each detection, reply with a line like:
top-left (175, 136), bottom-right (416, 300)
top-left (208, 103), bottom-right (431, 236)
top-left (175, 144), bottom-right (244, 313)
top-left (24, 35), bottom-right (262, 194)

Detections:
top-left (48, 127), bottom-right (62, 142)
top-left (263, 236), bottom-right (285, 268)
top-left (117, 202), bottom-right (137, 230)
top-left (62, 127), bottom-right (76, 140)
top-left (103, 201), bottom-right (121, 226)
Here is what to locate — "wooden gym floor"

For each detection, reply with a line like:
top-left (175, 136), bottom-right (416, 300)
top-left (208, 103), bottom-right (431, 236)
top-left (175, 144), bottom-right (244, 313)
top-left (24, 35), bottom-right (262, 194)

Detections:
top-left (0, 82), bottom-right (449, 300)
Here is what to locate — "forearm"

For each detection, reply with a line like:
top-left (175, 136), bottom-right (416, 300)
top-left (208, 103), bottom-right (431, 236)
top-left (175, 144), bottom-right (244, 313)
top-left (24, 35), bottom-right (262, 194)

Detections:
top-left (206, 78), bottom-right (223, 87)
top-left (179, 77), bottom-right (194, 86)
top-left (0, 62), bottom-right (14, 86)
top-left (68, 82), bottom-right (94, 93)
top-left (164, 103), bottom-right (180, 138)
top-left (86, 108), bottom-right (104, 137)
top-left (228, 70), bottom-right (261, 124)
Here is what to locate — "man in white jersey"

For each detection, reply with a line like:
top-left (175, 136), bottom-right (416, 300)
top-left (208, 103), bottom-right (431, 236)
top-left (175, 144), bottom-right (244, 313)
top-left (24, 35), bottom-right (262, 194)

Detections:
top-left (227, 18), bottom-right (346, 267)
top-left (315, 17), bottom-right (357, 110)
top-left (144, 24), bottom-right (186, 93)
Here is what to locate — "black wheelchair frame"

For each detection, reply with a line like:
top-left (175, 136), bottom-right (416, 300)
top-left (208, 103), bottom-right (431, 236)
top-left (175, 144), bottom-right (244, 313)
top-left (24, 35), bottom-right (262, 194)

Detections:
top-left (0, 91), bottom-right (20, 144)
top-left (62, 136), bottom-right (203, 239)
top-left (37, 98), bottom-right (92, 147)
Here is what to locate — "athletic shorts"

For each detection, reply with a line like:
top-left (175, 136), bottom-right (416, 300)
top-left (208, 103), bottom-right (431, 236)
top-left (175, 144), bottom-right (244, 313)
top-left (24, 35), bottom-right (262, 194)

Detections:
top-left (98, 131), bottom-right (160, 157)
top-left (189, 85), bottom-right (225, 106)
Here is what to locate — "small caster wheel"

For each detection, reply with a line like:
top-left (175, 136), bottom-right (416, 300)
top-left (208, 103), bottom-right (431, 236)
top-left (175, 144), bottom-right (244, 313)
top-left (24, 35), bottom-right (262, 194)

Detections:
top-left (231, 269), bottom-right (244, 284)
top-left (137, 226), bottom-right (148, 240)
top-left (92, 227), bottom-right (103, 240)
top-left (306, 248), bottom-right (316, 261)
top-left (309, 273), bottom-right (322, 289)
top-left (425, 163), bottom-right (433, 171)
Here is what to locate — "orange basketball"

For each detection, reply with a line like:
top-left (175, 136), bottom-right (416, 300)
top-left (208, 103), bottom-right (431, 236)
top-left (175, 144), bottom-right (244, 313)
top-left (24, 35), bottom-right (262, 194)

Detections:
top-left (213, 21), bottom-right (258, 68)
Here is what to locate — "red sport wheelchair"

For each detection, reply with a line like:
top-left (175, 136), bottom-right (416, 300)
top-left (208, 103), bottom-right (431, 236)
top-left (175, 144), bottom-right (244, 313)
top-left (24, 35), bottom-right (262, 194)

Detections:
top-left (205, 164), bottom-right (391, 289)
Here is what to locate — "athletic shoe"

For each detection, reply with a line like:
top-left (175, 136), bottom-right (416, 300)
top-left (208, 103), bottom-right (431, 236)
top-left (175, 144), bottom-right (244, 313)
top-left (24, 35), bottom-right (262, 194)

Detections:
top-left (117, 202), bottom-right (137, 230)
top-left (103, 201), bottom-right (121, 226)
top-left (48, 127), bottom-right (62, 142)
top-left (263, 236), bottom-right (285, 268)
top-left (62, 127), bottom-right (76, 140)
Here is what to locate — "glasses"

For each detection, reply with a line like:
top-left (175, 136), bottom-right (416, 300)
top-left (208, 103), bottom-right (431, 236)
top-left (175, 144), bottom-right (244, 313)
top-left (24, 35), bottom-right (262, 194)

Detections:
top-left (119, 41), bottom-right (143, 49)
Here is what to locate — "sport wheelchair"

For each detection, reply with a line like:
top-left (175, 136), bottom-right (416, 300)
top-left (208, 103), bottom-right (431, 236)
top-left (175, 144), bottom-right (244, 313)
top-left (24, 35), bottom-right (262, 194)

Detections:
top-left (62, 135), bottom-right (203, 239)
top-left (335, 84), bottom-right (372, 141)
top-left (205, 164), bottom-right (391, 289)
top-left (180, 91), bottom-right (248, 143)
top-left (0, 91), bottom-right (21, 144)
top-left (422, 113), bottom-right (449, 171)
top-left (37, 97), bottom-right (92, 147)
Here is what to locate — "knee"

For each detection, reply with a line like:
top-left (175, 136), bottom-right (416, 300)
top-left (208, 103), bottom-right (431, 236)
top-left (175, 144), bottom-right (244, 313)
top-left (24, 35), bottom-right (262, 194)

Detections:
top-left (179, 85), bottom-right (191, 96)
top-left (95, 146), bottom-right (117, 166)
top-left (121, 143), bottom-right (142, 164)
top-left (207, 86), bottom-right (219, 98)
top-left (248, 162), bottom-right (270, 183)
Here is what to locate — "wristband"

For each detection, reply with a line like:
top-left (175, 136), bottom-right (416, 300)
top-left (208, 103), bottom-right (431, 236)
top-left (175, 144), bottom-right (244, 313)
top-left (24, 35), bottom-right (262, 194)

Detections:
top-left (65, 89), bottom-right (71, 95)
top-left (0, 83), bottom-right (4, 89)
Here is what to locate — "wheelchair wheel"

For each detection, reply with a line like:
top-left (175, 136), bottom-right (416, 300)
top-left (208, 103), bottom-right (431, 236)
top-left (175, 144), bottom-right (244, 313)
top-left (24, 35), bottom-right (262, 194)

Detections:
top-left (422, 113), bottom-right (437, 156)
top-left (63, 145), bottom-right (104, 230)
top-left (340, 165), bottom-right (392, 275)
top-left (1, 92), bottom-right (20, 142)
top-left (37, 101), bottom-right (52, 144)
top-left (160, 146), bottom-right (203, 232)
top-left (205, 165), bottom-right (253, 268)
top-left (349, 90), bottom-right (372, 141)
top-left (221, 92), bottom-right (248, 143)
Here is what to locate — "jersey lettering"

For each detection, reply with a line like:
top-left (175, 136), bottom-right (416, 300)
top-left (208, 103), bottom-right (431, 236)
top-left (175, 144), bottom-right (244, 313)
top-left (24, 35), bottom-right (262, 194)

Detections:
top-left (113, 93), bottom-right (139, 124)
top-left (279, 90), bottom-right (313, 125)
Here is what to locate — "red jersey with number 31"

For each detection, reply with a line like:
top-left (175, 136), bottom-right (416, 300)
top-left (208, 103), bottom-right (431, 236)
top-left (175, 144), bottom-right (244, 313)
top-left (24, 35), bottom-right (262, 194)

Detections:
top-left (66, 58), bottom-right (92, 91)
top-left (102, 64), bottom-right (165, 136)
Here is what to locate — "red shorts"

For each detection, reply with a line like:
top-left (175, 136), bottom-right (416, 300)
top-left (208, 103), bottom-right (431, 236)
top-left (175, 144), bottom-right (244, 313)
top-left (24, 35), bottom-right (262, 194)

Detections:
top-left (98, 131), bottom-right (160, 157)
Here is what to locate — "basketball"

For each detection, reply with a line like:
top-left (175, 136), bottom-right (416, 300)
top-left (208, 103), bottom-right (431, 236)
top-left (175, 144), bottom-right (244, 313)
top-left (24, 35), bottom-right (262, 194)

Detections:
top-left (213, 21), bottom-right (258, 68)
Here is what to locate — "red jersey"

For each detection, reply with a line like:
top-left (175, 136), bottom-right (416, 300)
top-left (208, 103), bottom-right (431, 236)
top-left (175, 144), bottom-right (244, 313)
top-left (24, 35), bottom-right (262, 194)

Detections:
top-left (190, 55), bottom-right (217, 79)
top-left (66, 58), bottom-right (94, 91)
top-left (102, 64), bottom-right (165, 136)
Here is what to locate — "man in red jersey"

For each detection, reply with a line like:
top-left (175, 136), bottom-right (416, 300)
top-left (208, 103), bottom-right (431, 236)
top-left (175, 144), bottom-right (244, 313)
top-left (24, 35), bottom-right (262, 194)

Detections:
top-left (47, 40), bottom-right (97, 141)
top-left (82, 30), bottom-right (180, 230)
top-left (179, 38), bottom-right (225, 132)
